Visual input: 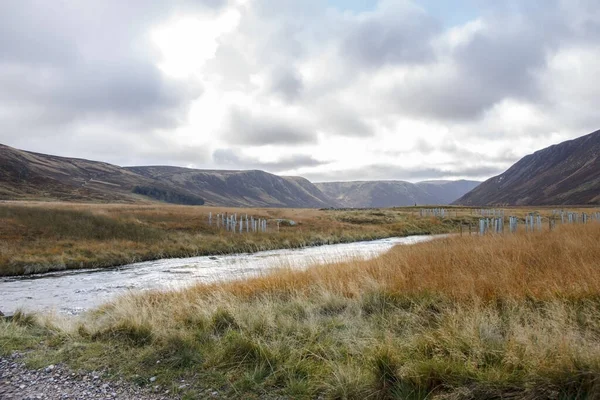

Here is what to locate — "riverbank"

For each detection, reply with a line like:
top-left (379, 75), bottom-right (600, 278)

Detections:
top-left (2, 223), bottom-right (599, 399)
top-left (0, 202), bottom-right (469, 276)
top-left (0, 236), bottom-right (439, 315)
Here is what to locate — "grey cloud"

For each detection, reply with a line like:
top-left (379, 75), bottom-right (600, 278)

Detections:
top-left (318, 105), bottom-right (373, 137)
top-left (0, 0), bottom-right (213, 157)
top-left (213, 148), bottom-right (329, 172)
top-left (384, 141), bottom-right (522, 166)
top-left (0, 0), bottom-right (598, 181)
top-left (340, 1), bottom-right (440, 67)
top-left (223, 108), bottom-right (317, 146)
top-left (385, 4), bottom-right (575, 121)
top-left (269, 67), bottom-right (304, 102)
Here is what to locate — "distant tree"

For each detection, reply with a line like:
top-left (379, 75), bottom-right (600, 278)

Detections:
top-left (132, 186), bottom-right (204, 205)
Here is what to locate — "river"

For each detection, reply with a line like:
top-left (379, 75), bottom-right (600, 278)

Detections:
top-left (0, 235), bottom-right (440, 315)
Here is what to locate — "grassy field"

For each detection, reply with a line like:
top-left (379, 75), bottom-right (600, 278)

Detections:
top-left (2, 222), bottom-right (599, 399)
top-left (0, 201), bottom-right (481, 276)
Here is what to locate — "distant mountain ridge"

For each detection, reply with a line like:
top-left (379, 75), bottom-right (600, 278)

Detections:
top-left (315, 180), bottom-right (480, 208)
top-left (0, 143), bottom-right (480, 208)
top-left (0, 144), bottom-right (333, 207)
top-left (454, 130), bottom-right (600, 206)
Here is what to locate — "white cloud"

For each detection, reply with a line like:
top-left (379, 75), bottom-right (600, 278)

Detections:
top-left (152, 9), bottom-right (241, 79)
top-left (0, 0), bottom-right (599, 181)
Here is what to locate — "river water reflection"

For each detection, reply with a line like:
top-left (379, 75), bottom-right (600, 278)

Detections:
top-left (0, 235), bottom-right (441, 315)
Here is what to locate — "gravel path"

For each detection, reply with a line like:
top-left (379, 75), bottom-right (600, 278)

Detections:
top-left (0, 353), bottom-right (182, 400)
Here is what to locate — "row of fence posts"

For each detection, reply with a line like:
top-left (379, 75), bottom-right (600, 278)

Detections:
top-left (525, 214), bottom-right (543, 232)
top-left (420, 208), bottom-right (446, 217)
top-left (475, 210), bottom-right (599, 235)
top-left (478, 217), bottom-right (505, 235)
top-left (208, 212), bottom-right (267, 233)
top-left (553, 210), bottom-right (600, 224)
top-left (475, 209), bottom-right (505, 217)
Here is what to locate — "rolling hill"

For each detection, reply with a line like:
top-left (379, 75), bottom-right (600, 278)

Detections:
top-left (0, 143), bottom-right (483, 208)
top-left (315, 180), bottom-right (480, 208)
top-left (0, 144), bottom-right (335, 207)
top-left (0, 143), bottom-right (187, 203)
top-left (127, 166), bottom-right (335, 208)
top-left (454, 130), bottom-right (600, 206)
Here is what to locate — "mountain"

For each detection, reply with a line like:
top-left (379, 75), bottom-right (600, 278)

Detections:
top-left (0, 144), bottom-right (205, 204)
top-left (127, 166), bottom-right (335, 208)
top-left (0, 144), bottom-right (335, 208)
top-left (314, 180), bottom-right (480, 208)
top-left (416, 180), bottom-right (482, 204)
top-left (454, 130), bottom-right (600, 206)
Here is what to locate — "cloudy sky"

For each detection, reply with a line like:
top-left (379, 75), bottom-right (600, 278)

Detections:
top-left (0, 0), bottom-right (598, 182)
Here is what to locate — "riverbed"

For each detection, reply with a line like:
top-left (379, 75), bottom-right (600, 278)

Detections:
top-left (0, 235), bottom-right (440, 315)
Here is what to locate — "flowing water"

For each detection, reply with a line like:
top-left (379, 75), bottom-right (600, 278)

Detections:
top-left (0, 235), bottom-right (441, 315)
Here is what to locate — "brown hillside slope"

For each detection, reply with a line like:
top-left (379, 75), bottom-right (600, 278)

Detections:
top-left (0, 144), bottom-right (158, 202)
top-left (127, 166), bottom-right (336, 208)
top-left (454, 130), bottom-right (600, 206)
top-left (0, 144), bottom-right (335, 207)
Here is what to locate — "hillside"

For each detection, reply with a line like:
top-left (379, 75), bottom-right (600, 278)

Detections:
top-left (454, 130), bottom-right (600, 206)
top-left (127, 166), bottom-right (336, 208)
top-left (0, 143), bottom-right (481, 208)
top-left (0, 143), bottom-right (188, 203)
top-left (314, 180), bottom-right (479, 208)
top-left (0, 144), bottom-right (335, 208)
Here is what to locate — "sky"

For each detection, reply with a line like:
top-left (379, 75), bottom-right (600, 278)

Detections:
top-left (0, 0), bottom-right (598, 182)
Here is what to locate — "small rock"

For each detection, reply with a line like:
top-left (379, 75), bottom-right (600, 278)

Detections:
top-left (149, 376), bottom-right (157, 383)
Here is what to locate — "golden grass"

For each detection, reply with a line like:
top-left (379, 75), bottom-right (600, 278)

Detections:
top-left (4, 223), bottom-right (600, 398)
top-left (0, 202), bottom-right (466, 276)
top-left (156, 223), bottom-right (600, 302)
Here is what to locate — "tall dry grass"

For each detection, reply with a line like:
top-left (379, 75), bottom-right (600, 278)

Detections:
top-left (0, 202), bottom-right (462, 276)
top-left (6, 223), bottom-right (598, 399)
top-left (171, 222), bottom-right (600, 301)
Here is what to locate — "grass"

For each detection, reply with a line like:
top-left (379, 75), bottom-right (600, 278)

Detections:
top-left (0, 202), bottom-right (475, 276)
top-left (2, 223), bottom-right (600, 399)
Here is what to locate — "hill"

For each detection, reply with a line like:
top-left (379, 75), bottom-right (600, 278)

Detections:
top-left (314, 180), bottom-right (480, 208)
top-left (0, 143), bottom-right (340, 207)
top-left (0, 143), bottom-right (199, 203)
top-left (0, 143), bottom-right (481, 208)
top-left (127, 166), bottom-right (336, 208)
top-left (454, 130), bottom-right (600, 206)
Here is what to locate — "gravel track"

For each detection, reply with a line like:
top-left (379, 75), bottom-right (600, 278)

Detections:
top-left (0, 353), bottom-right (182, 400)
